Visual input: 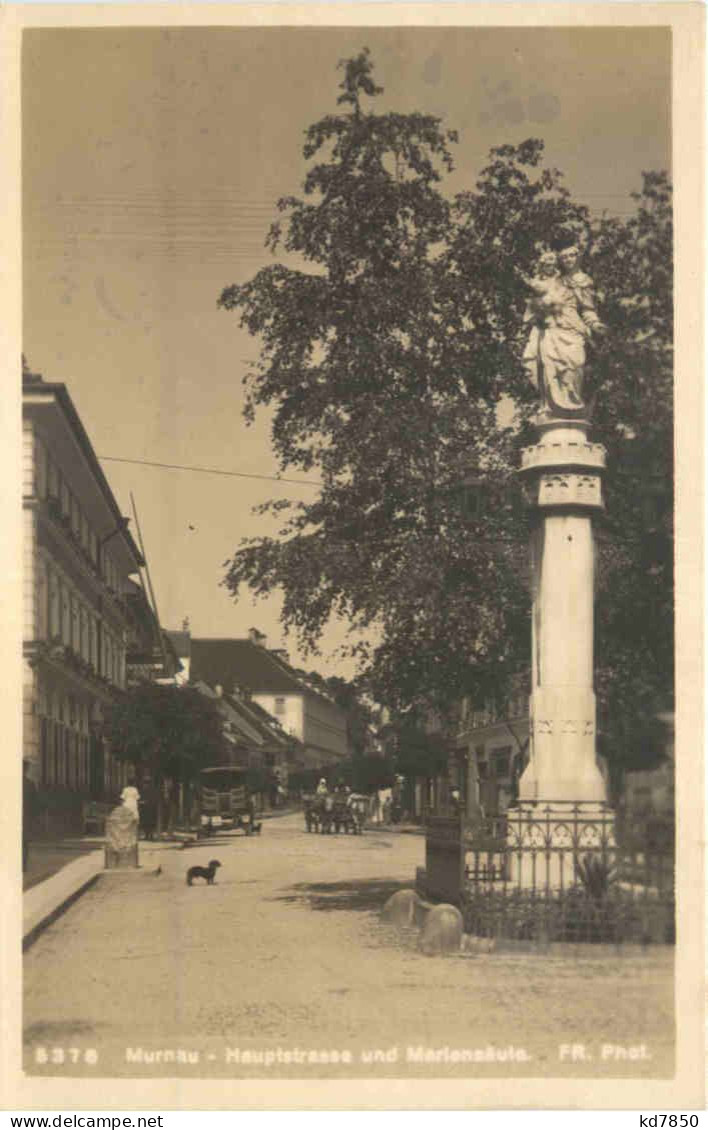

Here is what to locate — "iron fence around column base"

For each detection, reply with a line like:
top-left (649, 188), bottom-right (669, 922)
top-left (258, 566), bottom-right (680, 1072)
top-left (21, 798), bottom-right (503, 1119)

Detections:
top-left (461, 807), bottom-right (675, 946)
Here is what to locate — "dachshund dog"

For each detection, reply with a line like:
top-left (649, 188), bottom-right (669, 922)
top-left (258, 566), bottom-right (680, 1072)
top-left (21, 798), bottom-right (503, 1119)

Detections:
top-left (186, 859), bottom-right (222, 886)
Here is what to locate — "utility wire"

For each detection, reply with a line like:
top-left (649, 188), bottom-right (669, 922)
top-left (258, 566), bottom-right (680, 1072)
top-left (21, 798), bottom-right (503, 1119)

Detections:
top-left (99, 454), bottom-right (322, 488)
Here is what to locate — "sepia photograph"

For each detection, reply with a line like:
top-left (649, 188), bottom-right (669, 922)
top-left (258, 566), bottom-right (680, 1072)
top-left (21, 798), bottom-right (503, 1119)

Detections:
top-left (3, 3), bottom-right (704, 1113)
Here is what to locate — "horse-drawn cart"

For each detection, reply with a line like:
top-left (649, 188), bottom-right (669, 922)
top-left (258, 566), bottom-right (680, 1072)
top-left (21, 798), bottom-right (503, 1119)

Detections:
top-left (303, 791), bottom-right (368, 834)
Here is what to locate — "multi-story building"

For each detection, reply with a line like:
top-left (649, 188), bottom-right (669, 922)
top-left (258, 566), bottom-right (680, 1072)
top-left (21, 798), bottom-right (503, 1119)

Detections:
top-left (23, 370), bottom-right (145, 833)
top-left (406, 674), bottom-right (531, 822)
top-left (124, 578), bottom-right (181, 687)
top-left (185, 629), bottom-right (349, 773)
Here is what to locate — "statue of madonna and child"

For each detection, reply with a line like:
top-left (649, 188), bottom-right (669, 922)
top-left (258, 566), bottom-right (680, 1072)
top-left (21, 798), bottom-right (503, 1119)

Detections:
top-left (515, 244), bottom-right (606, 419)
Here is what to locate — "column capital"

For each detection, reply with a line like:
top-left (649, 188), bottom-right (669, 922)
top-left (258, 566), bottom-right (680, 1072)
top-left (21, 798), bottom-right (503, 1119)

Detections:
top-left (519, 419), bottom-right (606, 510)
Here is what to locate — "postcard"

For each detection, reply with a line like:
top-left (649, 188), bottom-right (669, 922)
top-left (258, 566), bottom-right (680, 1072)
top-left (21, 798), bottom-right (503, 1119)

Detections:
top-left (1, 2), bottom-right (704, 1113)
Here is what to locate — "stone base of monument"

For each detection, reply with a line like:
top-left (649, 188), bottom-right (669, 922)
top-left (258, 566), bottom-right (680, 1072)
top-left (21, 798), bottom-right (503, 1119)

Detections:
top-left (104, 804), bottom-right (140, 870)
top-left (506, 800), bottom-right (615, 891)
top-left (104, 844), bottom-right (139, 869)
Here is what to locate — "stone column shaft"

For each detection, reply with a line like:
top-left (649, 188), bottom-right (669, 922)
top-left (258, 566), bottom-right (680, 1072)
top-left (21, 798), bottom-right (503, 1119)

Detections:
top-left (518, 419), bottom-right (607, 804)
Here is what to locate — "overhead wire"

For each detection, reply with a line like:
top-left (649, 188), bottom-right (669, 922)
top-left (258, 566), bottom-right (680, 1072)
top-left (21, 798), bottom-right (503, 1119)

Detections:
top-left (99, 454), bottom-right (322, 488)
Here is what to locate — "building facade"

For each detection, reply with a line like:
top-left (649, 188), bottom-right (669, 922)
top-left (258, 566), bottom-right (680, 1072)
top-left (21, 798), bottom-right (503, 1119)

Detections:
top-left (23, 372), bottom-right (145, 833)
top-left (192, 680), bottom-right (302, 804)
top-left (186, 631), bottom-right (349, 772)
top-left (124, 579), bottom-right (180, 687)
top-left (409, 674), bottom-right (531, 822)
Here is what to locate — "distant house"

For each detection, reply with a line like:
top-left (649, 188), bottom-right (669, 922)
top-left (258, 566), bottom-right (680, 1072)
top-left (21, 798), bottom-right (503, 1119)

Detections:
top-left (192, 680), bottom-right (302, 801)
top-left (179, 629), bottom-right (349, 773)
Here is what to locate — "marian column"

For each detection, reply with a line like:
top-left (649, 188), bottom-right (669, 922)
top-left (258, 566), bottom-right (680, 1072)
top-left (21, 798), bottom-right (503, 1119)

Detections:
top-left (509, 245), bottom-right (614, 887)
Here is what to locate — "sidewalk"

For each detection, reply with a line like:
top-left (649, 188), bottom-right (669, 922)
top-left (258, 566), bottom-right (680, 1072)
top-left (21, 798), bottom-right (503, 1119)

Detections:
top-left (23, 847), bottom-right (104, 948)
top-left (23, 837), bottom-right (105, 892)
top-left (368, 820), bottom-right (425, 835)
top-left (21, 811), bottom-right (300, 948)
top-left (22, 836), bottom-right (176, 949)
top-left (22, 804), bottom-right (304, 948)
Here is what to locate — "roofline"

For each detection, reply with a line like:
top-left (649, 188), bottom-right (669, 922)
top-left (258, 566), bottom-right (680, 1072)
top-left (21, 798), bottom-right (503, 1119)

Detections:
top-left (190, 637), bottom-right (338, 708)
top-left (23, 378), bottom-right (144, 567)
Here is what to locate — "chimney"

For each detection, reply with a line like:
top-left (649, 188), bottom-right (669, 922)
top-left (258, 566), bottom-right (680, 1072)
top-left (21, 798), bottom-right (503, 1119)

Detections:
top-left (248, 628), bottom-right (267, 647)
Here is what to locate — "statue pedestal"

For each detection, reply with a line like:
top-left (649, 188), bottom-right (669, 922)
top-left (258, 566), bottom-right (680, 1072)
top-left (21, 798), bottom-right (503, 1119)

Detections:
top-left (104, 844), bottom-right (139, 869)
top-left (511, 418), bottom-right (612, 889)
top-left (104, 805), bottom-right (139, 870)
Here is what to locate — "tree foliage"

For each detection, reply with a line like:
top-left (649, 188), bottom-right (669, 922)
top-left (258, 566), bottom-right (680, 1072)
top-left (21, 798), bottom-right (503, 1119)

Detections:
top-left (106, 683), bottom-right (227, 786)
top-left (219, 50), bottom-right (673, 776)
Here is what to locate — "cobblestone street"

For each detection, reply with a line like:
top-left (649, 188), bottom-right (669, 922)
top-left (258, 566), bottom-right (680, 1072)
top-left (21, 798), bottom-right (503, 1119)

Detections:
top-left (24, 814), bottom-right (674, 1079)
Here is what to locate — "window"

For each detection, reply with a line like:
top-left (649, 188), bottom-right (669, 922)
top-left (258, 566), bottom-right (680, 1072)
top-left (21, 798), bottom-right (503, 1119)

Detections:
top-left (70, 594), bottom-right (80, 651)
top-left (36, 560), bottom-right (48, 640)
top-left (491, 746), bottom-right (512, 780)
top-left (274, 697), bottom-right (286, 716)
top-left (40, 718), bottom-right (49, 786)
top-left (89, 618), bottom-right (97, 668)
top-left (48, 458), bottom-right (58, 499)
top-left (48, 571), bottom-right (60, 638)
top-left (60, 583), bottom-right (71, 645)
top-left (35, 436), bottom-right (48, 498)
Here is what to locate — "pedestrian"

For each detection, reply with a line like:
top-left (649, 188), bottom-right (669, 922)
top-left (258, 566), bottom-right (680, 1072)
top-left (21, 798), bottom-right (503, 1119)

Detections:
top-left (382, 795), bottom-right (393, 825)
top-left (22, 759), bottom-right (37, 873)
top-left (140, 786), bottom-right (158, 841)
top-left (316, 777), bottom-right (328, 797)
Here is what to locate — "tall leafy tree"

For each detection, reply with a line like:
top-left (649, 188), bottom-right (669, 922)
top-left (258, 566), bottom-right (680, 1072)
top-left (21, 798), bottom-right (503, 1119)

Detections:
top-left (219, 51), bottom-right (673, 780)
top-left (106, 684), bottom-right (227, 830)
top-left (587, 172), bottom-right (674, 782)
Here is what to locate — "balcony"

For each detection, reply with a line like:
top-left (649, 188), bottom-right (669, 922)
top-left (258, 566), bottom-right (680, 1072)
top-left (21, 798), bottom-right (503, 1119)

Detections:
top-left (25, 638), bottom-right (122, 699)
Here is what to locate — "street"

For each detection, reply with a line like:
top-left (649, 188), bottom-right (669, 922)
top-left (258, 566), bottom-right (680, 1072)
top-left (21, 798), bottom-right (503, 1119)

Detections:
top-left (24, 814), bottom-right (674, 1079)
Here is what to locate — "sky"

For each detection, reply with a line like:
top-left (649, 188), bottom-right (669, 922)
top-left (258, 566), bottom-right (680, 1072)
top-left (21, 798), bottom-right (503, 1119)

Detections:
top-left (22, 25), bottom-right (671, 678)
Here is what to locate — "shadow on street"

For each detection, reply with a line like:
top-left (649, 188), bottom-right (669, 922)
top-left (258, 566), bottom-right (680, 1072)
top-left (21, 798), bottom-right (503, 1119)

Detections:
top-left (273, 877), bottom-right (403, 912)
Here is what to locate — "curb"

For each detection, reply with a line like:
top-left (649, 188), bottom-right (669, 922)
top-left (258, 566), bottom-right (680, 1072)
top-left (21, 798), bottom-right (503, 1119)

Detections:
top-left (23, 849), bottom-right (104, 950)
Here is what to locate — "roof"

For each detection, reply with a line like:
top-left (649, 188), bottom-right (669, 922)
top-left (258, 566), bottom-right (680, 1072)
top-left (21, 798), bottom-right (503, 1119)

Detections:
top-left (190, 638), bottom-right (317, 698)
top-left (23, 374), bottom-right (144, 568)
top-left (222, 690), bottom-right (301, 751)
top-left (193, 679), bottom-right (301, 753)
top-left (165, 630), bottom-right (191, 660)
